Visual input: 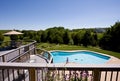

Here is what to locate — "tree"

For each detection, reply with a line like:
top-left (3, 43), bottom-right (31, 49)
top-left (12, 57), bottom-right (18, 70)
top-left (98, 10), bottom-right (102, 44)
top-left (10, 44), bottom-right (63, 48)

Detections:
top-left (81, 31), bottom-right (91, 47)
top-left (91, 32), bottom-right (98, 46)
top-left (19, 35), bottom-right (24, 40)
top-left (35, 35), bottom-right (41, 43)
top-left (47, 29), bottom-right (56, 43)
top-left (29, 32), bottom-right (34, 39)
top-left (99, 34), bottom-right (112, 49)
top-left (10, 35), bottom-right (18, 40)
top-left (63, 30), bottom-right (70, 44)
top-left (0, 32), bottom-right (4, 45)
top-left (72, 32), bottom-right (81, 45)
top-left (99, 21), bottom-right (120, 52)
top-left (54, 34), bottom-right (63, 44)
top-left (41, 31), bottom-right (47, 42)
top-left (69, 38), bottom-right (74, 45)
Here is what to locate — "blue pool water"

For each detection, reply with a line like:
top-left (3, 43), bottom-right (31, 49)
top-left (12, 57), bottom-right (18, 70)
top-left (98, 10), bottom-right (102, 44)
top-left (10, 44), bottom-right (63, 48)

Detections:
top-left (50, 51), bottom-right (110, 64)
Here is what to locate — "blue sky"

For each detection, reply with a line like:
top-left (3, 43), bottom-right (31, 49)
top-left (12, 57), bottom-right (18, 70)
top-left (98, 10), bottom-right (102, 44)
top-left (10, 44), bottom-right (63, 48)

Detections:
top-left (0, 0), bottom-right (120, 30)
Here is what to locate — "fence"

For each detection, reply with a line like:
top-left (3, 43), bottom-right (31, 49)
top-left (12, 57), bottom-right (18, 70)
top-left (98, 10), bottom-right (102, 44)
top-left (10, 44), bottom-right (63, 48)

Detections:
top-left (0, 41), bottom-right (36, 62)
top-left (0, 63), bottom-right (120, 81)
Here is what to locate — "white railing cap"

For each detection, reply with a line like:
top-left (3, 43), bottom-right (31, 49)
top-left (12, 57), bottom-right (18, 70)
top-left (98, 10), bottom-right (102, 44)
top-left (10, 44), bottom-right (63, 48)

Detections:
top-left (0, 62), bottom-right (120, 69)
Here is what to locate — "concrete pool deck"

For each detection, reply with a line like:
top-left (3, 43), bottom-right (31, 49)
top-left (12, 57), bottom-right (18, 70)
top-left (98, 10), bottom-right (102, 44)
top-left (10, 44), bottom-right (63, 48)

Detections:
top-left (106, 56), bottom-right (120, 64)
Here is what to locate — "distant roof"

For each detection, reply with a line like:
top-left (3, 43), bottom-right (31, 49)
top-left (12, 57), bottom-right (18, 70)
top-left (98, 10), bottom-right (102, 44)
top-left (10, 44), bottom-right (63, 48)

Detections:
top-left (3, 30), bottom-right (23, 36)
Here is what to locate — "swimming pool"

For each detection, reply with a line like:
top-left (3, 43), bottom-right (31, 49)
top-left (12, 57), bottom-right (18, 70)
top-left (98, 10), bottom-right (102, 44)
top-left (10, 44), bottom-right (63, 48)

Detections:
top-left (50, 51), bottom-right (110, 64)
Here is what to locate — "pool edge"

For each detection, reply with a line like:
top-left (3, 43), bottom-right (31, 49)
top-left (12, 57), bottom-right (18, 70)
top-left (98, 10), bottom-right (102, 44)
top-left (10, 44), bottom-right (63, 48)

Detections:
top-left (49, 50), bottom-right (120, 64)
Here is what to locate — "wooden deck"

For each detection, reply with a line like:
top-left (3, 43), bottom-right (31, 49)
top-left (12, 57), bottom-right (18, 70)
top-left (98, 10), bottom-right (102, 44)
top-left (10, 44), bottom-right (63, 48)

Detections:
top-left (27, 55), bottom-right (48, 63)
top-left (0, 41), bottom-right (120, 81)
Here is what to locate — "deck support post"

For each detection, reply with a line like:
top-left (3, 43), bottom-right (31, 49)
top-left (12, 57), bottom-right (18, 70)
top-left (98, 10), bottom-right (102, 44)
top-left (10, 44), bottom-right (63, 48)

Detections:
top-left (29, 68), bottom-right (36, 81)
top-left (93, 69), bottom-right (100, 81)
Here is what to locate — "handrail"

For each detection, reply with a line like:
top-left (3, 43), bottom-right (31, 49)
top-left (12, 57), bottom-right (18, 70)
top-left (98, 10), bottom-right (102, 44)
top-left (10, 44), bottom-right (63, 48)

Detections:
top-left (48, 51), bottom-right (53, 63)
top-left (0, 40), bottom-right (36, 62)
top-left (0, 62), bottom-right (120, 69)
top-left (0, 63), bottom-right (120, 81)
top-left (0, 40), bottom-right (22, 50)
top-left (36, 48), bottom-right (53, 63)
top-left (8, 47), bottom-right (35, 62)
top-left (0, 40), bottom-right (36, 56)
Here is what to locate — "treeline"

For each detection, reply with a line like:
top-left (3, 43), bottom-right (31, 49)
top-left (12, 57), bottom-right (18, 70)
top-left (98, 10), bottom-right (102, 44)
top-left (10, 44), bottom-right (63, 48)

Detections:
top-left (0, 32), bottom-right (4, 45)
top-left (0, 21), bottom-right (120, 52)
top-left (21, 27), bottom-right (104, 47)
top-left (21, 21), bottom-right (120, 52)
top-left (0, 30), bottom-right (9, 44)
top-left (99, 22), bottom-right (120, 52)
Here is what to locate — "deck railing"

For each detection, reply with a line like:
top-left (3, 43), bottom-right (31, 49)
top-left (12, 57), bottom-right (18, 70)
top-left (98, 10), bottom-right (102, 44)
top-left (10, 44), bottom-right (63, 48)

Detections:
top-left (0, 40), bottom-right (24, 51)
top-left (0, 41), bottom-right (11, 50)
top-left (36, 48), bottom-right (53, 63)
top-left (0, 41), bottom-right (36, 62)
top-left (0, 63), bottom-right (120, 81)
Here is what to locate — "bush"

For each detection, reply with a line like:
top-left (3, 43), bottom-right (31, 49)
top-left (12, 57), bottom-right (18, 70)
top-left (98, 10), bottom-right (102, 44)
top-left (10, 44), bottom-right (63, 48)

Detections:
top-left (0, 32), bottom-right (4, 45)
top-left (10, 35), bottom-right (18, 40)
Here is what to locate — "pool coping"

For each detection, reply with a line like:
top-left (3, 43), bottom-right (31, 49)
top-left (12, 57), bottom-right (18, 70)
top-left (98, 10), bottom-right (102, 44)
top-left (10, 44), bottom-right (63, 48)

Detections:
top-left (49, 50), bottom-right (120, 64)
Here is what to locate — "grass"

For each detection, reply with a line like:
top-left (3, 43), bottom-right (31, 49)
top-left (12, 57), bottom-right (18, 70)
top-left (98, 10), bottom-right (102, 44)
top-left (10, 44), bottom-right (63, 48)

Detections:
top-left (37, 43), bottom-right (120, 59)
top-left (4, 36), bottom-right (10, 42)
top-left (97, 33), bottom-right (103, 40)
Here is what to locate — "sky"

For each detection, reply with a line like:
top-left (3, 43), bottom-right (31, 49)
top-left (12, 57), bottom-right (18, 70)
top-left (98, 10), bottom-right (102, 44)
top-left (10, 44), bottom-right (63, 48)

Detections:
top-left (0, 0), bottom-right (120, 30)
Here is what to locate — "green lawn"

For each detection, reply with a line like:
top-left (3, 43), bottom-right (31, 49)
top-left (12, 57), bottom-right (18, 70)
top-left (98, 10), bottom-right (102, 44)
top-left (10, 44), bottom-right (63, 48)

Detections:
top-left (37, 43), bottom-right (120, 59)
top-left (4, 36), bottom-right (10, 42)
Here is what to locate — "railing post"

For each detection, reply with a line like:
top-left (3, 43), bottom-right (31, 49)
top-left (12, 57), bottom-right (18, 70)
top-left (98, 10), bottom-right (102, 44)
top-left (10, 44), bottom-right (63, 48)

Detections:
top-left (28, 45), bottom-right (31, 59)
top-left (34, 42), bottom-right (36, 54)
top-left (19, 49), bottom-right (21, 62)
top-left (2, 55), bottom-right (5, 62)
top-left (29, 68), bottom-right (36, 81)
top-left (93, 69), bottom-right (100, 81)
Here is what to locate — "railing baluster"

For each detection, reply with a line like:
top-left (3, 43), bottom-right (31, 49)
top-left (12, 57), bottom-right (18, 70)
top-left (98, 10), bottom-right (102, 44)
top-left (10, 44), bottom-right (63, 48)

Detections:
top-left (80, 70), bottom-right (82, 80)
top-left (7, 69), bottom-right (10, 81)
top-left (99, 71), bottom-right (101, 81)
top-left (75, 70), bottom-right (76, 81)
top-left (29, 68), bottom-right (36, 81)
top-left (58, 69), bottom-right (60, 81)
top-left (2, 69), bottom-right (4, 81)
top-left (93, 69), bottom-right (100, 81)
top-left (36, 68), bottom-right (41, 81)
top-left (12, 69), bottom-right (15, 80)
top-left (17, 69), bottom-right (20, 78)
top-left (110, 71), bottom-right (113, 81)
top-left (104, 71), bottom-right (107, 81)
top-left (22, 69), bottom-right (25, 81)
top-left (44, 68), bottom-right (47, 81)
top-left (91, 70), bottom-right (94, 81)
top-left (41, 68), bottom-right (44, 81)
top-left (64, 68), bottom-right (65, 81)
top-left (115, 71), bottom-right (119, 81)
top-left (69, 70), bottom-right (71, 81)
top-left (36, 69), bottom-right (39, 81)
